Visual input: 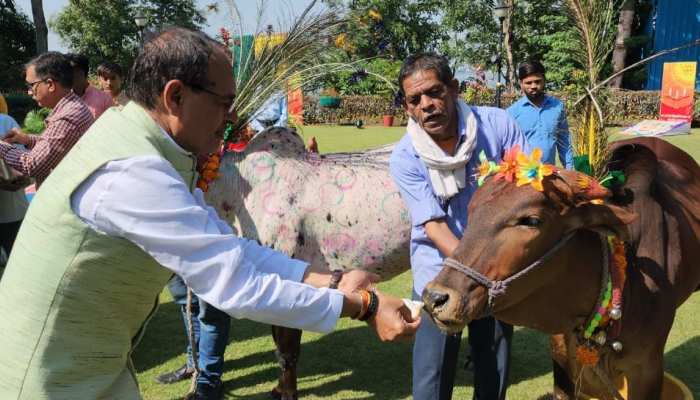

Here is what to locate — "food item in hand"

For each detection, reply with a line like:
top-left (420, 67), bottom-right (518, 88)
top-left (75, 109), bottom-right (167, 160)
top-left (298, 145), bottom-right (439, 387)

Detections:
top-left (402, 299), bottom-right (424, 320)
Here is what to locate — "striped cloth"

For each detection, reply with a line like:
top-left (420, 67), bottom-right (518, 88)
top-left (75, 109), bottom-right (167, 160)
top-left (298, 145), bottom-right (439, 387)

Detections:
top-left (0, 92), bottom-right (93, 187)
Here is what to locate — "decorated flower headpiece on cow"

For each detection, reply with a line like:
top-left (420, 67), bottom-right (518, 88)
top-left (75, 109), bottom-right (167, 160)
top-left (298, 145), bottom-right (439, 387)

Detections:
top-left (476, 145), bottom-right (623, 201)
top-left (476, 145), bottom-right (556, 192)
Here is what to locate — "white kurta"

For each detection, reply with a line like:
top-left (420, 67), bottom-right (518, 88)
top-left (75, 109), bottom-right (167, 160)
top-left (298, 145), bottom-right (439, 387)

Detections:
top-left (70, 149), bottom-right (344, 333)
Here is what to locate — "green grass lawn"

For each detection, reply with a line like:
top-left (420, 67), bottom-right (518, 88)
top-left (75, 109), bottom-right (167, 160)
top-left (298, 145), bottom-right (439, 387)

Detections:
top-left (135, 126), bottom-right (700, 399)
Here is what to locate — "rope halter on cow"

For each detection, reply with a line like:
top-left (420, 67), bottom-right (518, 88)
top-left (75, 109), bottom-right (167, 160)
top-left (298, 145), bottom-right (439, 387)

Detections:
top-left (443, 231), bottom-right (576, 310)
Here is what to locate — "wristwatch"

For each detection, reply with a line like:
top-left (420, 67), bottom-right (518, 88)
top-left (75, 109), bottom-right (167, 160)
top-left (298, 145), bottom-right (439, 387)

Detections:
top-left (328, 269), bottom-right (344, 289)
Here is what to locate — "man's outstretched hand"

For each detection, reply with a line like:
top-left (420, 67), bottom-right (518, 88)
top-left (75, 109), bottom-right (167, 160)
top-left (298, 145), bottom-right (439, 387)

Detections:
top-left (367, 291), bottom-right (421, 342)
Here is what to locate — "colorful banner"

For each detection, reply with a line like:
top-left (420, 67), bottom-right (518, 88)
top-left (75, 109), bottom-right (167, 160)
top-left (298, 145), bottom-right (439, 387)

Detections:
top-left (659, 62), bottom-right (697, 123)
top-left (288, 88), bottom-right (304, 125)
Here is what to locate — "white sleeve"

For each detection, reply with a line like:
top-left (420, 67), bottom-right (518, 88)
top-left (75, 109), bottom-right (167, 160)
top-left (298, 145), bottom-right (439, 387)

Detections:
top-left (71, 156), bottom-right (343, 333)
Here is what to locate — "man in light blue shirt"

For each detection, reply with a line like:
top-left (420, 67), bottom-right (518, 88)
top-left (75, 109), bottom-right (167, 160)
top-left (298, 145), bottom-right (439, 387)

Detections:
top-left (249, 91), bottom-right (288, 133)
top-left (390, 53), bottom-right (529, 400)
top-left (508, 60), bottom-right (574, 169)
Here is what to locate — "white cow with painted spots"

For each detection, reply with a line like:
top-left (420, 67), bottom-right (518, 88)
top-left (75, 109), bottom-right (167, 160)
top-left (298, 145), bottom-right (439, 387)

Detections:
top-left (207, 127), bottom-right (411, 279)
top-left (205, 127), bottom-right (412, 399)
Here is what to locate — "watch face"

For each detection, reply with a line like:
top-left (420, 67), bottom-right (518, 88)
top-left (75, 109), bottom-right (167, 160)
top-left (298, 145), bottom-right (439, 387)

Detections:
top-left (329, 270), bottom-right (343, 289)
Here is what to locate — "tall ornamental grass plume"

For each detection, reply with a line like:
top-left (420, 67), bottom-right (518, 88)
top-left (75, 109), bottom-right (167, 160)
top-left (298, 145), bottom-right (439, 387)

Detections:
top-left (565, 0), bottom-right (618, 178)
top-left (222, 0), bottom-right (396, 136)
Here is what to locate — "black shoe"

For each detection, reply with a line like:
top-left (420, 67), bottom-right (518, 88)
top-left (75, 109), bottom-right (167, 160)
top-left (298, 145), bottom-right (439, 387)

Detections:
top-left (193, 382), bottom-right (224, 400)
top-left (155, 364), bottom-right (194, 384)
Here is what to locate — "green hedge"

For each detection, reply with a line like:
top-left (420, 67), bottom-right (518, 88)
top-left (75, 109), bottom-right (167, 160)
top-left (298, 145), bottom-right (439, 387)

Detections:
top-left (304, 95), bottom-right (407, 126)
top-left (303, 90), bottom-right (700, 126)
top-left (5, 92), bottom-right (37, 125)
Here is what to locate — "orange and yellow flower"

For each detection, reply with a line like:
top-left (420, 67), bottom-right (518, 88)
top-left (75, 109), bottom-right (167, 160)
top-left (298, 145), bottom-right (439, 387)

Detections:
top-left (495, 144), bottom-right (521, 183)
top-left (516, 148), bottom-right (555, 192)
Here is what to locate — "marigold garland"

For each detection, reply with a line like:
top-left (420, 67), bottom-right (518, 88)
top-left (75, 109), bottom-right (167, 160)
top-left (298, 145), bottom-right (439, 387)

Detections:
top-left (196, 152), bottom-right (221, 192)
top-left (576, 236), bottom-right (629, 367)
top-left (576, 345), bottom-right (600, 366)
top-left (609, 237), bottom-right (627, 317)
top-left (195, 123), bottom-right (255, 193)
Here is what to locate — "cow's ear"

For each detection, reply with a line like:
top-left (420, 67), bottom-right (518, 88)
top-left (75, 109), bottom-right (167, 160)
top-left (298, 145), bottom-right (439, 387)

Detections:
top-left (543, 170), bottom-right (613, 214)
top-left (564, 202), bottom-right (637, 241)
top-left (558, 170), bottom-right (611, 206)
top-left (546, 170), bottom-right (636, 239)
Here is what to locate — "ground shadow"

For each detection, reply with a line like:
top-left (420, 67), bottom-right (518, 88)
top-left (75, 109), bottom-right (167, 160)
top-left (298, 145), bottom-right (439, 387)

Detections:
top-left (211, 324), bottom-right (553, 399)
top-left (665, 335), bottom-right (700, 397)
top-left (132, 298), bottom-right (271, 372)
top-left (134, 306), bottom-right (554, 398)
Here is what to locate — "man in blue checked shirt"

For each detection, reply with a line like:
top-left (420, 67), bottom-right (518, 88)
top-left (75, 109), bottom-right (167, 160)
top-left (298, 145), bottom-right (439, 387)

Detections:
top-left (390, 53), bottom-right (530, 400)
top-left (508, 60), bottom-right (574, 169)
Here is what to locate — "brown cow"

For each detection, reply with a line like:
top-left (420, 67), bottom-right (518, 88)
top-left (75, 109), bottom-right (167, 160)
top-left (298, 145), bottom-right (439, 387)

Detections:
top-left (422, 137), bottom-right (700, 399)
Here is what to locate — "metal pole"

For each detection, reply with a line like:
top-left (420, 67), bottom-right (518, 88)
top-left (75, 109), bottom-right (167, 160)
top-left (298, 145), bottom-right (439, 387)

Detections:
top-left (496, 16), bottom-right (504, 109)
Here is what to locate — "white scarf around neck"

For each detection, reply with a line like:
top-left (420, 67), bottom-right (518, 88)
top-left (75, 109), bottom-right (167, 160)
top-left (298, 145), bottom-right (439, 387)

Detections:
top-left (408, 100), bottom-right (478, 200)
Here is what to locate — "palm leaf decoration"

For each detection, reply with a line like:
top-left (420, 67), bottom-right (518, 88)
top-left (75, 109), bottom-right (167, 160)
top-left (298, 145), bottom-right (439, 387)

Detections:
top-left (565, 0), bottom-right (619, 178)
top-left (222, 0), bottom-right (396, 137)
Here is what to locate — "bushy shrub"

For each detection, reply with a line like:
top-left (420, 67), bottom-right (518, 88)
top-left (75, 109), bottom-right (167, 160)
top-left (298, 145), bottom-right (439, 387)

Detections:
top-left (302, 90), bottom-right (699, 126)
top-left (23, 108), bottom-right (50, 134)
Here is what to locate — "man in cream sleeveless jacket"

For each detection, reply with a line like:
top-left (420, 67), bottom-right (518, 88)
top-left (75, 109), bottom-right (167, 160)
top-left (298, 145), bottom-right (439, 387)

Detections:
top-left (0, 28), bottom-right (420, 399)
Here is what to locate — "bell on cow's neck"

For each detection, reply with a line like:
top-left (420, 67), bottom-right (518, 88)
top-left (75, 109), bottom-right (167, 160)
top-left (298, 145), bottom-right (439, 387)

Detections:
top-left (594, 331), bottom-right (607, 346)
top-left (611, 341), bottom-right (623, 352)
top-left (609, 307), bottom-right (622, 320)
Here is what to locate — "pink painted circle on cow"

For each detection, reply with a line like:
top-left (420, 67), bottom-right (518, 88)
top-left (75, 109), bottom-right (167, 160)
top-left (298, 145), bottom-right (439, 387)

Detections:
top-left (334, 169), bottom-right (357, 191)
top-left (250, 153), bottom-right (276, 182)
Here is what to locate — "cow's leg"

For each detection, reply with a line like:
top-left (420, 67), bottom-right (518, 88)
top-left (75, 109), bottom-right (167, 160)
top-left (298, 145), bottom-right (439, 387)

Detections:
top-left (550, 335), bottom-right (574, 400)
top-left (270, 325), bottom-right (302, 400)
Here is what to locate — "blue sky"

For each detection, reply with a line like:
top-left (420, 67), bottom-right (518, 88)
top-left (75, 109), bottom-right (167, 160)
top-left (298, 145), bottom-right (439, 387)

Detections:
top-left (14, 0), bottom-right (318, 52)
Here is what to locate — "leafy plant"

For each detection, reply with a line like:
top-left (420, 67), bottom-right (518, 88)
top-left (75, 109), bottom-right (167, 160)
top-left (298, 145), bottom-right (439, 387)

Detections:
top-left (23, 107), bottom-right (50, 134)
top-left (223, 0), bottom-right (342, 135)
top-left (565, 0), bottom-right (619, 177)
top-left (222, 0), bottom-right (403, 136)
top-left (318, 58), bottom-right (400, 96)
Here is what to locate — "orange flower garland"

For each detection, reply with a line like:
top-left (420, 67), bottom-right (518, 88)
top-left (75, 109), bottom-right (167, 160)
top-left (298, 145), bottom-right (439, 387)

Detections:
top-left (576, 345), bottom-right (600, 366)
top-left (196, 153), bottom-right (221, 192)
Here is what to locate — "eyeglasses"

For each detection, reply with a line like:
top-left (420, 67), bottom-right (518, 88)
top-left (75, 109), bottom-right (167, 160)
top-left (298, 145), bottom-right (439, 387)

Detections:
top-left (189, 84), bottom-right (236, 113)
top-left (26, 78), bottom-right (49, 93)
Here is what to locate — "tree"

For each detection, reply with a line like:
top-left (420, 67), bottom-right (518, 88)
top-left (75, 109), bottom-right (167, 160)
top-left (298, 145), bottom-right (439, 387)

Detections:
top-left (52, 0), bottom-right (205, 70)
top-left (440, 0), bottom-right (497, 73)
top-left (502, 0), bottom-right (515, 90)
top-left (0, 0), bottom-right (36, 89)
top-left (610, 0), bottom-right (636, 88)
top-left (333, 0), bottom-right (446, 61)
top-left (30, 0), bottom-right (47, 54)
top-left (609, 0), bottom-right (653, 89)
top-left (139, 0), bottom-right (205, 32)
top-left (441, 0), bottom-right (581, 90)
